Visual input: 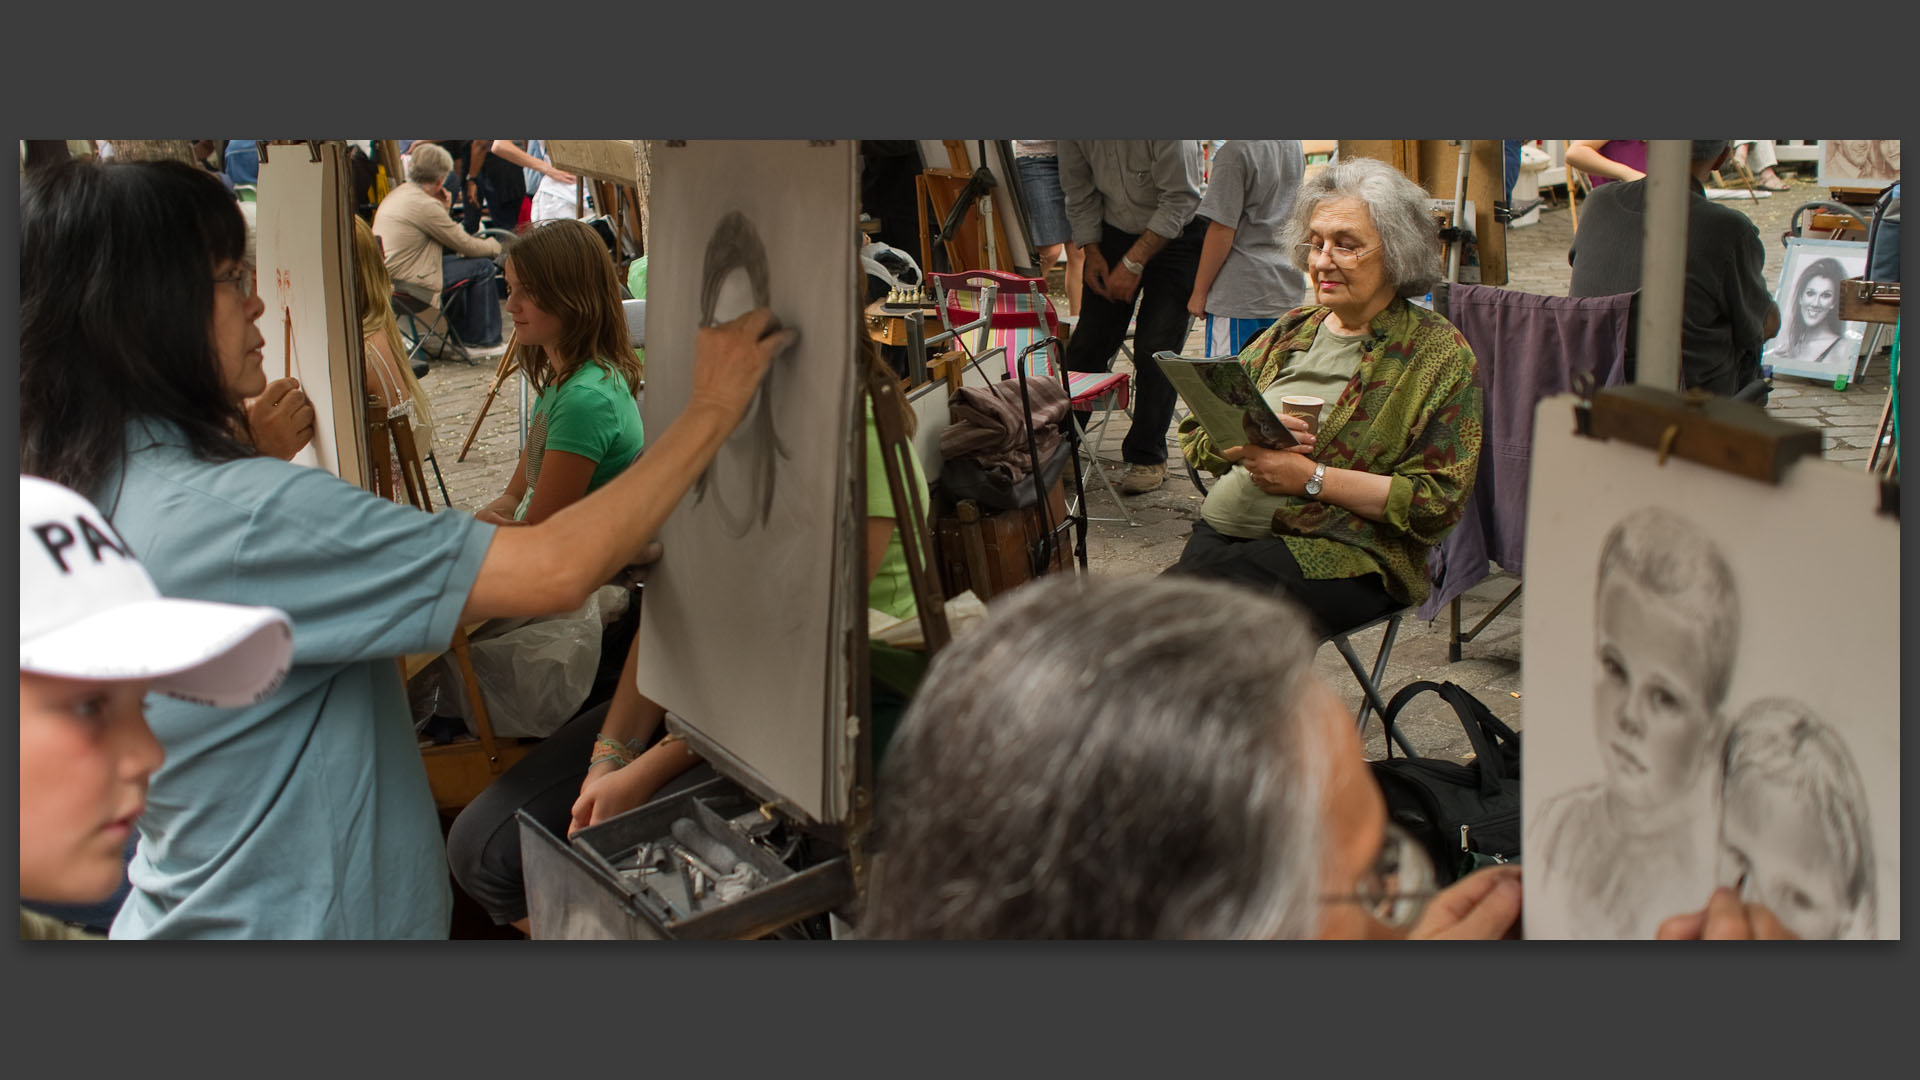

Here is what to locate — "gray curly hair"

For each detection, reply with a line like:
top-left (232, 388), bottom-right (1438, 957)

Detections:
top-left (1285, 157), bottom-right (1441, 299)
top-left (861, 574), bottom-right (1330, 940)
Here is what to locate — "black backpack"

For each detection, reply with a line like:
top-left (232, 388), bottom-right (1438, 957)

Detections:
top-left (1368, 681), bottom-right (1521, 885)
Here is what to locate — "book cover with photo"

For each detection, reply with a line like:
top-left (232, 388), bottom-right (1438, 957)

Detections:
top-left (1156, 352), bottom-right (1297, 452)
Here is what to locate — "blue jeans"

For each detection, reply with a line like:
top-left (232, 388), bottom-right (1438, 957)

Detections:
top-left (1504, 140), bottom-right (1523, 204)
top-left (1062, 220), bottom-right (1205, 466)
top-left (224, 140), bottom-right (261, 187)
top-left (441, 254), bottom-right (503, 346)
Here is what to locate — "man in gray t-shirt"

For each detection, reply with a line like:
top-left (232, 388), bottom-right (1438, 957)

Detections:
top-left (1188, 140), bottom-right (1309, 357)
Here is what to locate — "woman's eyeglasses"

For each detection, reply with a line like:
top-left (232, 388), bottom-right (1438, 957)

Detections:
top-left (1320, 820), bottom-right (1439, 931)
top-left (212, 268), bottom-right (255, 300)
top-left (1295, 240), bottom-right (1380, 271)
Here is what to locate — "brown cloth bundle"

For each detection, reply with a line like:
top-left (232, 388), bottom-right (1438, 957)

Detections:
top-left (938, 375), bottom-right (1069, 485)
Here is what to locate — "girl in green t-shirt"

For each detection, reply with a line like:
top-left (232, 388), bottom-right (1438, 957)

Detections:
top-left (476, 219), bottom-right (646, 526)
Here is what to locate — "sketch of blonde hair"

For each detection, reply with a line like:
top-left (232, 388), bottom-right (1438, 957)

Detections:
top-left (1595, 507), bottom-right (1740, 706)
top-left (1722, 698), bottom-right (1877, 938)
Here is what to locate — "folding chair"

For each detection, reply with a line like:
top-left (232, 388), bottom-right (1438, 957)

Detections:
top-left (1419, 282), bottom-right (1635, 662)
top-left (393, 227), bottom-right (516, 366)
top-left (393, 282), bottom-right (472, 366)
top-left (928, 269), bottom-right (1140, 527)
top-left (1180, 467), bottom-right (1416, 755)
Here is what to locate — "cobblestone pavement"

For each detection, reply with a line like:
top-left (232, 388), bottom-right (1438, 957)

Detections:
top-left (416, 157), bottom-right (1894, 761)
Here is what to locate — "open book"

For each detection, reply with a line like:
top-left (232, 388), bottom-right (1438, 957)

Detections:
top-left (1155, 352), bottom-right (1297, 451)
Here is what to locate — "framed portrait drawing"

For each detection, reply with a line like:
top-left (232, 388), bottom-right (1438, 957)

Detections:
top-left (1762, 237), bottom-right (1868, 384)
top-left (1817, 140), bottom-right (1899, 191)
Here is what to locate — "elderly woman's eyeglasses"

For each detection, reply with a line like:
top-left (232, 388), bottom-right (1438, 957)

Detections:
top-left (1320, 820), bottom-right (1439, 931)
top-left (212, 268), bottom-right (255, 300)
top-left (1295, 239), bottom-right (1380, 271)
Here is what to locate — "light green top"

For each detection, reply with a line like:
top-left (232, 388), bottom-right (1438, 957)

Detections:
top-left (1201, 329), bottom-right (1366, 539)
top-left (865, 401), bottom-right (930, 621)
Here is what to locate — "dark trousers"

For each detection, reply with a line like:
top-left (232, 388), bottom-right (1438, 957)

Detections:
top-left (1062, 220), bottom-right (1204, 466)
top-left (1165, 520), bottom-right (1403, 636)
top-left (470, 156), bottom-right (526, 233)
top-left (440, 254), bottom-right (503, 346)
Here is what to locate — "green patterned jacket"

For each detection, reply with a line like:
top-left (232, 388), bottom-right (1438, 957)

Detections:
top-left (1177, 298), bottom-right (1482, 607)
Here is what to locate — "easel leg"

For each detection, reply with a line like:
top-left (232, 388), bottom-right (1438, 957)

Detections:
top-left (456, 331), bottom-right (519, 463)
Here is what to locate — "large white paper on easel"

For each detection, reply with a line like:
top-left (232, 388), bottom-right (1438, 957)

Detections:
top-left (1523, 396), bottom-right (1898, 939)
top-left (634, 141), bottom-right (860, 825)
top-left (253, 141), bottom-right (366, 485)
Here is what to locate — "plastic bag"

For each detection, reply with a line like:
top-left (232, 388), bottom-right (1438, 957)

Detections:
top-left (410, 584), bottom-right (631, 740)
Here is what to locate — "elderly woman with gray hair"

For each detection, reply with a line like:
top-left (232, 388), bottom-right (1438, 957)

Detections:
top-left (860, 575), bottom-right (1524, 940)
top-left (371, 141), bottom-right (508, 351)
top-left (1168, 157), bottom-right (1482, 637)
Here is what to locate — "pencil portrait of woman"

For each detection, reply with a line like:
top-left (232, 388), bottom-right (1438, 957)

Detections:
top-left (1765, 256), bottom-right (1851, 368)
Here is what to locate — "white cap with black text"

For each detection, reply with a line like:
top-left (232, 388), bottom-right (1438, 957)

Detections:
top-left (20, 475), bottom-right (294, 707)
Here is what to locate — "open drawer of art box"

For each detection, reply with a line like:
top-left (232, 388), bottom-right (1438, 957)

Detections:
top-left (519, 777), bottom-right (853, 940)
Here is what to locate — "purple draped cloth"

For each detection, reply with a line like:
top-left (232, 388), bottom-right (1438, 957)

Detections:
top-left (1418, 285), bottom-right (1634, 621)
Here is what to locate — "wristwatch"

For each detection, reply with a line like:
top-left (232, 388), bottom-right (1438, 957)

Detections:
top-left (1304, 461), bottom-right (1327, 498)
top-left (1120, 254), bottom-right (1146, 275)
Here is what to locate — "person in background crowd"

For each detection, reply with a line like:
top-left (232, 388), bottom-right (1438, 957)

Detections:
top-left (372, 141), bottom-right (508, 354)
top-left (1187, 140), bottom-right (1309, 357)
top-left (1058, 140), bottom-right (1207, 495)
top-left (1730, 140), bottom-right (1793, 191)
top-left (1568, 140), bottom-right (1779, 397)
top-left (1012, 140), bottom-right (1086, 317)
top-left (1565, 139), bottom-right (1648, 186)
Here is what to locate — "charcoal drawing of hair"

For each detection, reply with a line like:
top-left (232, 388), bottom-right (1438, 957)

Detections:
top-left (1719, 699), bottom-right (1877, 939)
top-left (694, 210), bottom-right (788, 537)
top-left (1594, 507), bottom-right (1740, 707)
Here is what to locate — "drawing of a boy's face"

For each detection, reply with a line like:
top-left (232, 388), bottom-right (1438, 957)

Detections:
top-left (1718, 779), bottom-right (1850, 939)
top-left (1593, 577), bottom-right (1721, 809)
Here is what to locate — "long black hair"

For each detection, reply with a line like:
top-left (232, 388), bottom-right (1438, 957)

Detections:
top-left (21, 157), bottom-right (256, 499)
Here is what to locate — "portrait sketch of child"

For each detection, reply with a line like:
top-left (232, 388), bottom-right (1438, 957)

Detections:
top-left (1718, 699), bottom-right (1878, 940)
top-left (1532, 507), bottom-right (1739, 940)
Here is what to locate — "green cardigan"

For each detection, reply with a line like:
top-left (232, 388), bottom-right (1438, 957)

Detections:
top-left (1177, 298), bottom-right (1483, 608)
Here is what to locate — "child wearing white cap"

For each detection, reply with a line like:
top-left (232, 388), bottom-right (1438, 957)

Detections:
top-left (19, 476), bottom-right (293, 939)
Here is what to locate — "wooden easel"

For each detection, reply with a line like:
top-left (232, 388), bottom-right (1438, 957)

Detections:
top-left (368, 395), bottom-right (534, 812)
top-left (1339, 140), bottom-right (1508, 285)
top-left (916, 140), bottom-right (1016, 275)
top-left (456, 329), bottom-right (519, 462)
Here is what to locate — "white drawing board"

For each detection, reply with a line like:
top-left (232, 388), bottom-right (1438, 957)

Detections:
top-left (1522, 396), bottom-right (1898, 939)
top-left (253, 141), bottom-right (366, 485)
top-left (633, 140), bottom-right (861, 825)
top-left (1763, 238), bottom-right (1869, 384)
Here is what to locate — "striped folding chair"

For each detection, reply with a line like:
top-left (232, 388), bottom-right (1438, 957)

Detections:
top-left (928, 269), bottom-right (1138, 526)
